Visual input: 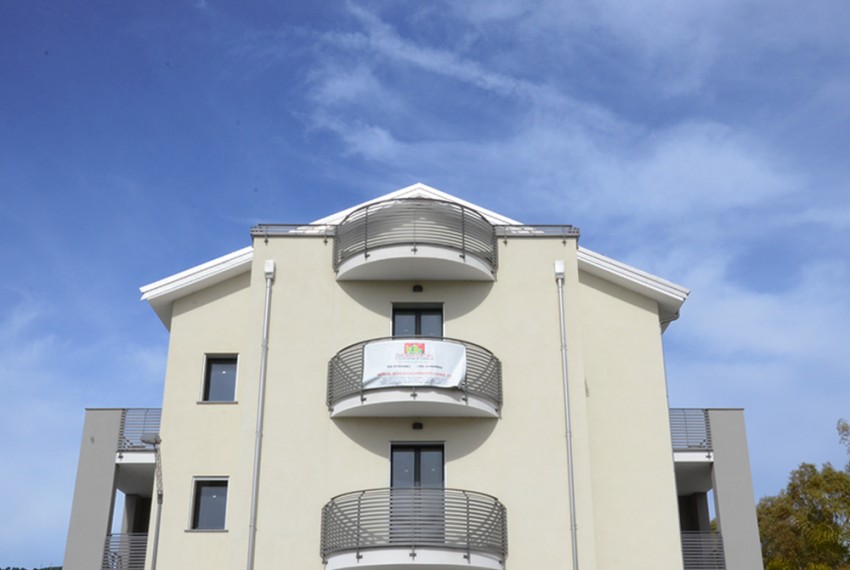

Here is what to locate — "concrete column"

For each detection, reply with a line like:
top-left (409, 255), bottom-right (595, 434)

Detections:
top-left (63, 409), bottom-right (123, 570)
top-left (708, 409), bottom-right (764, 570)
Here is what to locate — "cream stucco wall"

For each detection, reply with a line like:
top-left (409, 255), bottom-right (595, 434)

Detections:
top-left (152, 234), bottom-right (682, 570)
top-left (578, 272), bottom-right (684, 569)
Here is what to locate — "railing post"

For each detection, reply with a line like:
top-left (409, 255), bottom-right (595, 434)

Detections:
top-left (363, 207), bottom-right (370, 259)
top-left (356, 491), bottom-right (364, 560)
top-left (464, 491), bottom-right (471, 560)
top-left (460, 207), bottom-right (467, 260)
top-left (359, 344), bottom-right (366, 403)
top-left (411, 202), bottom-right (418, 253)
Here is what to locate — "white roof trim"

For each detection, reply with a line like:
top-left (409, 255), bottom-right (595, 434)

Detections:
top-left (577, 246), bottom-right (690, 324)
top-left (139, 185), bottom-right (690, 331)
top-left (139, 246), bottom-right (253, 328)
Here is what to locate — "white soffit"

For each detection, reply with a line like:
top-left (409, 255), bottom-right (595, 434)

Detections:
top-left (139, 246), bottom-right (253, 329)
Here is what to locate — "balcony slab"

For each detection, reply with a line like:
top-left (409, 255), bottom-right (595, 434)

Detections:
top-left (325, 547), bottom-right (504, 570)
top-left (331, 388), bottom-right (499, 418)
top-left (336, 244), bottom-right (495, 281)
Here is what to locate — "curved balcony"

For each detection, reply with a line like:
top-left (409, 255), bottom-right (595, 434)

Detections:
top-left (333, 198), bottom-right (498, 281)
top-left (327, 337), bottom-right (502, 418)
top-left (321, 488), bottom-right (507, 570)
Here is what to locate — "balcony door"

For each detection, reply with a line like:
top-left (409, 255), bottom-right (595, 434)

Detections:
top-left (391, 444), bottom-right (444, 488)
top-left (393, 306), bottom-right (443, 338)
top-left (390, 444), bottom-right (445, 544)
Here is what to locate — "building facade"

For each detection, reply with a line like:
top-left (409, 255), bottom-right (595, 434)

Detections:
top-left (64, 184), bottom-right (764, 569)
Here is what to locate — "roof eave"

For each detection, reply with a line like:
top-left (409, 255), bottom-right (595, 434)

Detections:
top-left (139, 246), bottom-right (253, 329)
top-left (577, 247), bottom-right (690, 331)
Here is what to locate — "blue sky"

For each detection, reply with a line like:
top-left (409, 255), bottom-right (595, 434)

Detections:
top-left (2, 1), bottom-right (849, 566)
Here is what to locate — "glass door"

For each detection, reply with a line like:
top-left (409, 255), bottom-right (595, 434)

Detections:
top-left (392, 307), bottom-right (443, 338)
top-left (390, 445), bottom-right (445, 544)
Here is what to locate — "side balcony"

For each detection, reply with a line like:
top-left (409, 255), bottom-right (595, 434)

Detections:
top-left (327, 337), bottom-right (502, 418)
top-left (321, 488), bottom-right (507, 570)
top-left (333, 198), bottom-right (498, 281)
top-left (670, 408), bottom-right (723, 569)
top-left (102, 532), bottom-right (148, 570)
top-left (64, 408), bottom-right (161, 570)
top-left (670, 408), bottom-right (763, 570)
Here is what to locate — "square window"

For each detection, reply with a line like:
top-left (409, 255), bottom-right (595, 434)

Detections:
top-left (203, 357), bottom-right (237, 402)
top-left (192, 479), bottom-right (228, 530)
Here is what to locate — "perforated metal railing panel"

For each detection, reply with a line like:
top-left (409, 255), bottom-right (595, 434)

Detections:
top-left (102, 533), bottom-right (148, 570)
top-left (670, 408), bottom-right (712, 451)
top-left (117, 408), bottom-right (161, 452)
top-left (681, 531), bottom-right (725, 569)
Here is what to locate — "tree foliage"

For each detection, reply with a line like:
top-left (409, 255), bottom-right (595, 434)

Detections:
top-left (757, 421), bottom-right (850, 570)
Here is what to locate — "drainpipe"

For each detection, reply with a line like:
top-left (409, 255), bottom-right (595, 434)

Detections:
top-left (247, 260), bottom-right (275, 570)
top-left (140, 433), bottom-right (162, 570)
top-left (555, 260), bottom-right (580, 570)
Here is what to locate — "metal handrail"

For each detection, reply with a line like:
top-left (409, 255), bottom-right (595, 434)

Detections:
top-left (332, 198), bottom-right (498, 273)
top-left (681, 530), bottom-right (725, 569)
top-left (102, 533), bottom-right (148, 570)
top-left (321, 488), bottom-right (507, 561)
top-left (118, 408), bottom-right (162, 452)
top-left (326, 337), bottom-right (502, 412)
top-left (669, 408), bottom-right (712, 451)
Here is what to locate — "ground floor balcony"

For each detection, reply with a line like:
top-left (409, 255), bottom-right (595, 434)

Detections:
top-left (327, 337), bottom-right (502, 418)
top-left (682, 531), bottom-right (725, 570)
top-left (321, 488), bottom-right (507, 570)
top-left (102, 533), bottom-right (147, 570)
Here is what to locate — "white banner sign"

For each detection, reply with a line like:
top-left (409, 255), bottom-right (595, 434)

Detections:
top-left (362, 340), bottom-right (467, 390)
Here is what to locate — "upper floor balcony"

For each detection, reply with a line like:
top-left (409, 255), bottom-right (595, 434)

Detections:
top-left (117, 408), bottom-right (162, 455)
top-left (669, 408), bottom-right (713, 454)
top-left (327, 337), bottom-right (502, 418)
top-left (333, 198), bottom-right (498, 281)
top-left (321, 487), bottom-right (507, 570)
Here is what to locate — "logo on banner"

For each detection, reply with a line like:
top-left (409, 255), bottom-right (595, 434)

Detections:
top-left (404, 343), bottom-right (425, 355)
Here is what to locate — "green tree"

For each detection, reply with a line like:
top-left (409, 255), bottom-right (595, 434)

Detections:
top-left (757, 423), bottom-right (850, 570)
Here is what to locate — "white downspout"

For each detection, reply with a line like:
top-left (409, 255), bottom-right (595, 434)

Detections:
top-left (141, 433), bottom-right (163, 570)
top-left (555, 260), bottom-right (580, 570)
top-left (247, 260), bottom-right (275, 570)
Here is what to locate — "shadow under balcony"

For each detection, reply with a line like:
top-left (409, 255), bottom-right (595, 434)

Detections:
top-left (327, 337), bottom-right (502, 418)
top-left (321, 487), bottom-right (507, 570)
top-left (333, 198), bottom-right (498, 281)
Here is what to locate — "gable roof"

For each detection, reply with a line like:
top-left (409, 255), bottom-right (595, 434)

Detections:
top-left (310, 182), bottom-right (522, 226)
top-left (140, 183), bottom-right (689, 329)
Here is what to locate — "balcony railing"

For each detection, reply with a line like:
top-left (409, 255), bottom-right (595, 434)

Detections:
top-left (117, 408), bottom-right (161, 452)
top-left (681, 531), bottom-right (725, 569)
top-left (327, 337), bottom-right (502, 416)
top-left (670, 408), bottom-right (712, 451)
top-left (102, 533), bottom-right (148, 570)
top-left (321, 488), bottom-right (507, 563)
top-left (333, 198), bottom-right (498, 278)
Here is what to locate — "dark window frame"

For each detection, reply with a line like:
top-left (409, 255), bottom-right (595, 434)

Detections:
top-left (391, 443), bottom-right (445, 488)
top-left (392, 304), bottom-right (444, 338)
top-left (191, 479), bottom-right (228, 530)
top-left (202, 356), bottom-right (238, 402)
